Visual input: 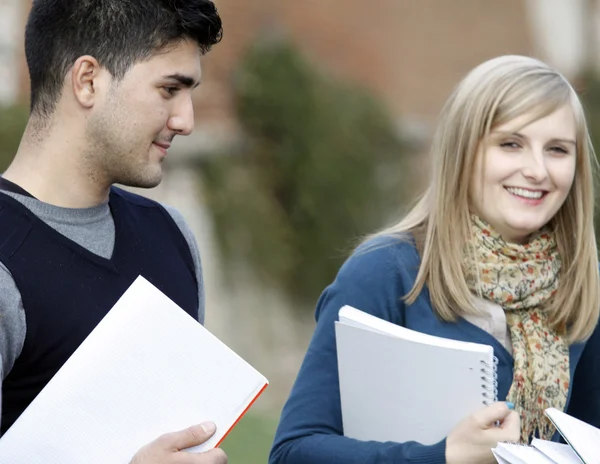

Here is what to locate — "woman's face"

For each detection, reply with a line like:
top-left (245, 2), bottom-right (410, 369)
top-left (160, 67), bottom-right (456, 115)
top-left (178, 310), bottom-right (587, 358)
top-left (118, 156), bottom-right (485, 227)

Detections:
top-left (469, 104), bottom-right (577, 244)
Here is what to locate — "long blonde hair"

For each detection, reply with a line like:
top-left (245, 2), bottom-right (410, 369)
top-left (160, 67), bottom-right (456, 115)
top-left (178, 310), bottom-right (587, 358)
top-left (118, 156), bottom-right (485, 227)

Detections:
top-left (369, 55), bottom-right (600, 342)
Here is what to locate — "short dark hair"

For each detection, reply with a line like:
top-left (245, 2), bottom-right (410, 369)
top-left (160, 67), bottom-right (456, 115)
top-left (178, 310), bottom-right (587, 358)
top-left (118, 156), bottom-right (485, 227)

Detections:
top-left (25, 0), bottom-right (223, 118)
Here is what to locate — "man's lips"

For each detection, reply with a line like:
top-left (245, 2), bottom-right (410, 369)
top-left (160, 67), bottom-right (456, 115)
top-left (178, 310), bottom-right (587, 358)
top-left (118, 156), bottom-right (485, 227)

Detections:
top-left (153, 141), bottom-right (171, 150)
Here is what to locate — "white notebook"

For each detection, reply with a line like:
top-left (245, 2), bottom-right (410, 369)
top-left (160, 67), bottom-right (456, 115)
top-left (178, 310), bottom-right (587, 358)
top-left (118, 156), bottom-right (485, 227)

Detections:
top-left (493, 440), bottom-right (581, 464)
top-left (492, 409), bottom-right (600, 464)
top-left (0, 276), bottom-right (268, 464)
top-left (493, 442), bottom-right (562, 464)
top-left (545, 408), bottom-right (600, 464)
top-left (335, 305), bottom-right (497, 445)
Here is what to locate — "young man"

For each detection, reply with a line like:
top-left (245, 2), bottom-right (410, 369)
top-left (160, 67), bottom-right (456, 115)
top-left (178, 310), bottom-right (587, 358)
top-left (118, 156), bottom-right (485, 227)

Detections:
top-left (0, 0), bottom-right (227, 462)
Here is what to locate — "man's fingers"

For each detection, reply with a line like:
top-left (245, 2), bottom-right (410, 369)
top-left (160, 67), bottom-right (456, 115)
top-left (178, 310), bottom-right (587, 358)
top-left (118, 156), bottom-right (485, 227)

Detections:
top-left (156, 422), bottom-right (217, 451)
top-left (197, 448), bottom-right (228, 463)
top-left (175, 447), bottom-right (228, 464)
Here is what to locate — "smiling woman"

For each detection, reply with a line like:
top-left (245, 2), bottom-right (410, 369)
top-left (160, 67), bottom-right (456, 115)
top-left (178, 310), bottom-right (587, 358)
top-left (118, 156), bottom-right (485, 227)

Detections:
top-left (269, 55), bottom-right (600, 464)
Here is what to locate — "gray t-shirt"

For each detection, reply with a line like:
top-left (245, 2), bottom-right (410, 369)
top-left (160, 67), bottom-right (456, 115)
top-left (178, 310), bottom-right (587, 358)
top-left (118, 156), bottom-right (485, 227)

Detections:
top-left (0, 191), bottom-right (205, 426)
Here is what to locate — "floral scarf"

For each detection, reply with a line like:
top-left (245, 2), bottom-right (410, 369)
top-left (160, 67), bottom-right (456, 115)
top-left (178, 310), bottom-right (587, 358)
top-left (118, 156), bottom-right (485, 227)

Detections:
top-left (464, 215), bottom-right (569, 443)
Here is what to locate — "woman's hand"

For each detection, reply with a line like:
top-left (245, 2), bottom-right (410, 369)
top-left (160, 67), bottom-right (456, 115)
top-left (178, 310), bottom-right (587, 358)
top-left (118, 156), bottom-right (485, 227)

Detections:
top-left (445, 402), bottom-right (520, 464)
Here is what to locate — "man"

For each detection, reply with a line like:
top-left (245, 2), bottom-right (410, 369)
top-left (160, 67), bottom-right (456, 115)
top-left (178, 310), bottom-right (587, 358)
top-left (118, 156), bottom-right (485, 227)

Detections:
top-left (0, 0), bottom-right (227, 462)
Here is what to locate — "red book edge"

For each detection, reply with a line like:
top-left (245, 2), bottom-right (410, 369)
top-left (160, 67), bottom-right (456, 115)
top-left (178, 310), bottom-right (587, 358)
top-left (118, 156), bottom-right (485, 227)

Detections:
top-left (214, 382), bottom-right (270, 448)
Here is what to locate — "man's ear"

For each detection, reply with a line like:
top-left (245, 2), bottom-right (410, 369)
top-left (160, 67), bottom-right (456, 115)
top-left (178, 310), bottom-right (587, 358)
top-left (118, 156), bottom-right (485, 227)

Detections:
top-left (71, 55), bottom-right (102, 109)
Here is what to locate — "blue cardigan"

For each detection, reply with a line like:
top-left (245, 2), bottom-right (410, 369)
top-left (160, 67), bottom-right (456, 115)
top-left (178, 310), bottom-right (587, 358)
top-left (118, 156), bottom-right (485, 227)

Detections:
top-left (269, 236), bottom-right (600, 464)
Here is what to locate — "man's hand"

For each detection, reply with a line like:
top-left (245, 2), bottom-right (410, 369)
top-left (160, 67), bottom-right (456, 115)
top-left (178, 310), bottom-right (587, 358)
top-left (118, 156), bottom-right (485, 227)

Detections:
top-left (130, 422), bottom-right (228, 464)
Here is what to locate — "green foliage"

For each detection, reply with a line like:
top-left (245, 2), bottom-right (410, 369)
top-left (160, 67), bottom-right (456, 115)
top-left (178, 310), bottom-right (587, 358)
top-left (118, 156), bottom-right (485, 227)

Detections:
top-left (580, 71), bottom-right (600, 143)
top-left (219, 412), bottom-right (277, 463)
top-left (578, 70), bottom-right (600, 237)
top-left (198, 40), bottom-right (409, 306)
top-left (0, 104), bottom-right (29, 172)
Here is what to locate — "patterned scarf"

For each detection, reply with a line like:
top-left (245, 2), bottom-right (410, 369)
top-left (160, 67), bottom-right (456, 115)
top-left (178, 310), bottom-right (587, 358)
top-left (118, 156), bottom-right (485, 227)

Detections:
top-left (464, 215), bottom-right (569, 443)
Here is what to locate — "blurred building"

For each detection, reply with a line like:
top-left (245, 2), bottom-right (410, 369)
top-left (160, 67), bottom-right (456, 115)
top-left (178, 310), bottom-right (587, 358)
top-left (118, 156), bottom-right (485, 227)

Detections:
top-left (1, 0), bottom-right (598, 412)
top-left (0, 0), bottom-right (23, 105)
top-left (6, 0), bottom-right (599, 152)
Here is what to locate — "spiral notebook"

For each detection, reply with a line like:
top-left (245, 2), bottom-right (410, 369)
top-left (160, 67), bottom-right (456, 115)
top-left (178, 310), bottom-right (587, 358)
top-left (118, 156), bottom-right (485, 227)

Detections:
top-left (335, 306), bottom-right (497, 445)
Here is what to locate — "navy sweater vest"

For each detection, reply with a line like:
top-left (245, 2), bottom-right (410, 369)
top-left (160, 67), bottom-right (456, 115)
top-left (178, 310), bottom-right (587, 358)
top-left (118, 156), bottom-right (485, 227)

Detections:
top-left (0, 187), bottom-right (198, 434)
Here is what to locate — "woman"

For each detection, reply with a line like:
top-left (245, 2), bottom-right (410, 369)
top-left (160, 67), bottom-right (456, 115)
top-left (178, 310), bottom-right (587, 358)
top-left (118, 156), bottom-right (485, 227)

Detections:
top-left (268, 55), bottom-right (600, 464)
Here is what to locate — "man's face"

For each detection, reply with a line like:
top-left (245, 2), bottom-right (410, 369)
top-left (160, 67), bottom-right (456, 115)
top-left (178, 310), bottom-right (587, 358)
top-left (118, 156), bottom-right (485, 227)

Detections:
top-left (85, 39), bottom-right (201, 188)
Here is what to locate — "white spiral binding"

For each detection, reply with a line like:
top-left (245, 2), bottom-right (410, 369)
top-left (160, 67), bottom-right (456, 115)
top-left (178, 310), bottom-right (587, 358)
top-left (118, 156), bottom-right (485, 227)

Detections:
top-left (480, 356), bottom-right (499, 406)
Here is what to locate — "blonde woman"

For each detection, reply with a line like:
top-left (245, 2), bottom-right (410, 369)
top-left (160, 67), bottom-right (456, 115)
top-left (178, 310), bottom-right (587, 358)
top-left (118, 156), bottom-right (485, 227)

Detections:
top-left (269, 55), bottom-right (600, 464)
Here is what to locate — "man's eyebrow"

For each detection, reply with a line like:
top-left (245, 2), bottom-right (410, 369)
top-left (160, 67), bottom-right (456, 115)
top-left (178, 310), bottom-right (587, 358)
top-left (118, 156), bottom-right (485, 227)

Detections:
top-left (163, 74), bottom-right (200, 89)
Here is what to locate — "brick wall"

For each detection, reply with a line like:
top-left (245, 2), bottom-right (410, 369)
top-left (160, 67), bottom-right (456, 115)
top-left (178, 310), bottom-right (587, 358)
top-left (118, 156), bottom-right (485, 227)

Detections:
top-left (197, 0), bottom-right (534, 129)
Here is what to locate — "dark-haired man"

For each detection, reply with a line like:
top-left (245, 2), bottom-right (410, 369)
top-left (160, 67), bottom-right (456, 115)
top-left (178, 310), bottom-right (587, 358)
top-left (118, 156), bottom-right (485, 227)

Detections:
top-left (0, 0), bottom-right (227, 462)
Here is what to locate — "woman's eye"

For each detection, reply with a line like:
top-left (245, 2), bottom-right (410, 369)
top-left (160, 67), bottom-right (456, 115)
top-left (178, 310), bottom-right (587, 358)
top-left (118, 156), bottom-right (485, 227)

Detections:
top-left (549, 146), bottom-right (568, 154)
top-left (500, 142), bottom-right (521, 149)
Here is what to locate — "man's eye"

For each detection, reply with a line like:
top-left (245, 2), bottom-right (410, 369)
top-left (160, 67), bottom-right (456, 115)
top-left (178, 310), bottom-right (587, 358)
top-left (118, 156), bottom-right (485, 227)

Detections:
top-left (163, 87), bottom-right (179, 96)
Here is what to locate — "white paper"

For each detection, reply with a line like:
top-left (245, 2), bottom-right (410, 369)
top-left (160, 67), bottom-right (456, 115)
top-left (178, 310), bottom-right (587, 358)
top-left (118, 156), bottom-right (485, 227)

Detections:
top-left (531, 438), bottom-right (582, 464)
top-left (493, 448), bottom-right (515, 464)
top-left (0, 276), bottom-right (268, 464)
top-left (546, 408), bottom-right (600, 464)
top-left (494, 442), bottom-right (558, 464)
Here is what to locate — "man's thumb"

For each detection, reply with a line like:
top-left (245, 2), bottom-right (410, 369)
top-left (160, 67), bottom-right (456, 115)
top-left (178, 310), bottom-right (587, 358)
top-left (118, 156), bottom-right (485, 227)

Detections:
top-left (163, 422), bottom-right (217, 450)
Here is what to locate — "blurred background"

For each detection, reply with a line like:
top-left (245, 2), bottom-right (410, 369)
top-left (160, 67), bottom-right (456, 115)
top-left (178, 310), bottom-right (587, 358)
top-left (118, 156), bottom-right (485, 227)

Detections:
top-left (3, 0), bottom-right (600, 461)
